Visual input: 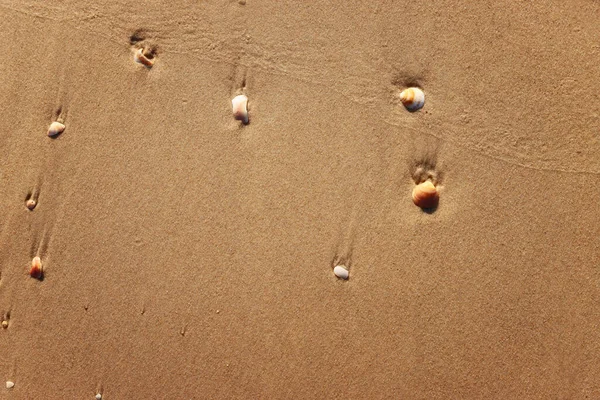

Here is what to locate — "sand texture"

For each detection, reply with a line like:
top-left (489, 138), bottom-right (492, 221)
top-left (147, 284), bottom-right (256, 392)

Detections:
top-left (1, 0), bottom-right (600, 398)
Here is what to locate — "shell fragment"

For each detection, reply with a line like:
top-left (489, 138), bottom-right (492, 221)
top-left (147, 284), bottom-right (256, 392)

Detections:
top-left (134, 48), bottom-right (154, 67)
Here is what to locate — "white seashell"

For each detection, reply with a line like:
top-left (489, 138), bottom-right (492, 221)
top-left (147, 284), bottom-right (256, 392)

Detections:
top-left (333, 265), bottom-right (349, 280)
top-left (399, 87), bottom-right (425, 111)
top-left (134, 48), bottom-right (154, 67)
top-left (232, 95), bottom-right (249, 124)
top-left (6, 381), bottom-right (14, 389)
top-left (95, 394), bottom-right (102, 400)
top-left (47, 121), bottom-right (65, 137)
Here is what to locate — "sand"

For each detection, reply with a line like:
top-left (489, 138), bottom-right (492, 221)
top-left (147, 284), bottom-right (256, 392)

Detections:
top-left (1, 0), bottom-right (599, 398)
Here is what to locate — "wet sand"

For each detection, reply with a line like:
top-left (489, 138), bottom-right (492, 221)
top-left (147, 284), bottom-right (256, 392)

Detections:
top-left (1, 1), bottom-right (599, 398)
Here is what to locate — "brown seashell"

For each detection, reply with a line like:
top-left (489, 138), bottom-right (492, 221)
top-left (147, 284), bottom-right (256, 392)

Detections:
top-left (30, 256), bottom-right (43, 279)
top-left (26, 199), bottom-right (36, 210)
top-left (47, 121), bottom-right (65, 137)
top-left (134, 48), bottom-right (155, 67)
top-left (399, 87), bottom-right (425, 111)
top-left (412, 180), bottom-right (439, 209)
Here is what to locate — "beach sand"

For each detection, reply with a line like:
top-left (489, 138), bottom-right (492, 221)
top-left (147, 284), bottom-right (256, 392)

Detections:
top-left (1, 1), bottom-right (599, 398)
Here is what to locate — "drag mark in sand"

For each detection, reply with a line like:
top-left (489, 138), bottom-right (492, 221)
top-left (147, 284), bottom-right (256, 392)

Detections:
top-left (25, 189), bottom-right (39, 211)
top-left (179, 324), bottom-right (188, 337)
top-left (331, 251), bottom-right (353, 282)
top-left (28, 223), bottom-right (54, 281)
top-left (330, 218), bottom-right (357, 282)
top-left (2, 311), bottom-right (10, 329)
top-left (48, 105), bottom-right (67, 138)
top-left (229, 64), bottom-right (251, 127)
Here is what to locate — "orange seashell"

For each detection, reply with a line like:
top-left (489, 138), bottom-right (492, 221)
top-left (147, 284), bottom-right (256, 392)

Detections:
top-left (47, 121), bottom-right (65, 137)
top-left (134, 48), bottom-right (154, 67)
top-left (26, 199), bottom-right (36, 210)
top-left (412, 180), bottom-right (439, 209)
top-left (30, 256), bottom-right (43, 279)
top-left (399, 87), bottom-right (425, 111)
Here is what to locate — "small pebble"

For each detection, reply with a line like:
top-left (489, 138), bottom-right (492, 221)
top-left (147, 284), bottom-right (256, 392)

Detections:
top-left (26, 199), bottom-right (36, 210)
top-left (232, 94), bottom-right (249, 124)
top-left (6, 381), bottom-right (14, 389)
top-left (333, 265), bottom-right (349, 280)
top-left (47, 121), bottom-right (65, 137)
top-left (1, 320), bottom-right (7, 329)
top-left (95, 393), bottom-right (102, 400)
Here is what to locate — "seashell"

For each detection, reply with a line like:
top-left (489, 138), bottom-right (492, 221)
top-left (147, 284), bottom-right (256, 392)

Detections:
top-left (26, 199), bottom-right (36, 210)
top-left (6, 381), bottom-right (14, 389)
top-left (134, 47), bottom-right (154, 67)
top-left (232, 94), bottom-right (249, 124)
top-left (96, 394), bottom-right (103, 400)
top-left (333, 265), bottom-right (349, 280)
top-left (1, 320), bottom-right (7, 329)
top-left (47, 121), bottom-right (65, 137)
top-left (412, 180), bottom-right (439, 209)
top-left (399, 87), bottom-right (425, 111)
top-left (30, 256), bottom-right (43, 279)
